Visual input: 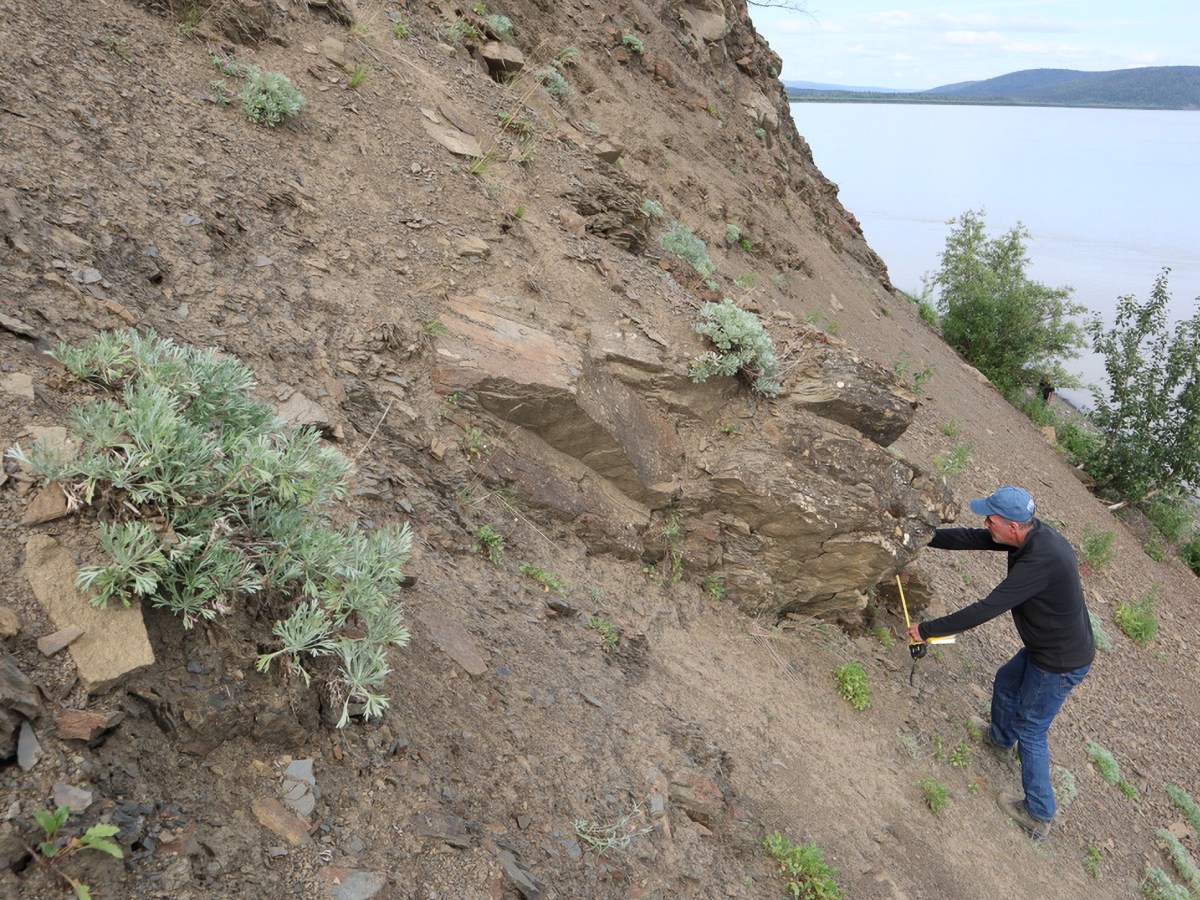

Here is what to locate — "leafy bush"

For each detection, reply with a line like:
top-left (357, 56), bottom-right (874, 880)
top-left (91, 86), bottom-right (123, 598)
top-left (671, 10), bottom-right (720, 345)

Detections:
top-left (762, 831), bottom-right (842, 900)
top-left (621, 33), bottom-right (645, 54)
top-left (724, 223), bottom-right (741, 244)
top-left (1155, 828), bottom-right (1200, 895)
top-left (1079, 524), bottom-right (1116, 571)
top-left (689, 298), bottom-right (781, 397)
top-left (641, 198), bottom-right (664, 219)
top-left (239, 69), bottom-right (305, 127)
top-left (8, 329), bottom-right (410, 728)
top-left (1167, 784), bottom-right (1200, 834)
top-left (485, 13), bottom-right (514, 38)
top-left (537, 67), bottom-right (574, 102)
top-left (932, 209), bottom-right (1086, 394)
top-left (1086, 740), bottom-right (1138, 797)
top-left (919, 778), bottom-right (950, 813)
top-left (475, 524), bottom-right (505, 564)
top-left (659, 221), bottom-right (716, 279)
top-left (933, 443), bottom-right (972, 478)
top-left (1086, 270), bottom-right (1200, 505)
top-left (1142, 867), bottom-right (1191, 900)
top-left (1115, 584), bottom-right (1159, 645)
top-left (833, 661), bottom-right (871, 710)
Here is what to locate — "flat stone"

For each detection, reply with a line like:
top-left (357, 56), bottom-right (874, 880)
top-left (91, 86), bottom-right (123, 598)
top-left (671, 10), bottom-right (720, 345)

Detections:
top-left (422, 119), bottom-right (483, 158)
top-left (22, 535), bottom-right (155, 693)
top-left (499, 848), bottom-right (540, 899)
top-left (21, 483), bottom-right (71, 526)
top-left (52, 783), bottom-right (93, 813)
top-left (37, 625), bottom-right (84, 657)
top-left (284, 758), bottom-right (316, 785)
top-left (17, 721), bottom-right (41, 771)
top-left (54, 707), bottom-right (124, 742)
top-left (0, 373), bottom-right (34, 401)
top-left (0, 608), bottom-right (20, 638)
top-left (0, 649), bottom-right (39, 718)
top-left (457, 236), bottom-right (490, 258)
top-left (252, 798), bottom-right (313, 846)
top-left (316, 866), bottom-right (389, 900)
top-left (415, 608), bottom-right (487, 676)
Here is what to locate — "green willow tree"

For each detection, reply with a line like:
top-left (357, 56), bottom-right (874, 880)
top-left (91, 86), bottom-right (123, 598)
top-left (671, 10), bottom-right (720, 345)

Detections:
top-left (1085, 269), bottom-right (1200, 505)
top-left (933, 210), bottom-right (1086, 394)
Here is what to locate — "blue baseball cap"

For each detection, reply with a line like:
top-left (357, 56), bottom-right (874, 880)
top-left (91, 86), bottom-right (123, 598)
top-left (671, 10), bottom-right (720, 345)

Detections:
top-left (969, 485), bottom-right (1036, 522)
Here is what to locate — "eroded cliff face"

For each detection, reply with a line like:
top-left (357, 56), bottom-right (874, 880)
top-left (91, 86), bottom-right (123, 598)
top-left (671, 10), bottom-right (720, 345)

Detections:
top-left (0, 0), bottom-right (949, 624)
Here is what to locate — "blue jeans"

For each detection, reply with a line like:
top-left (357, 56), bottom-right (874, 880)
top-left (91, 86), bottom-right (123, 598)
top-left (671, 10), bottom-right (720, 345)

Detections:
top-left (989, 648), bottom-right (1089, 821)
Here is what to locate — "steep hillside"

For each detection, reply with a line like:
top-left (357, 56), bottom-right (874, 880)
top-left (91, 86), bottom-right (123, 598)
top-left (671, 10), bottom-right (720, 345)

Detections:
top-left (2, 1), bottom-right (1199, 898)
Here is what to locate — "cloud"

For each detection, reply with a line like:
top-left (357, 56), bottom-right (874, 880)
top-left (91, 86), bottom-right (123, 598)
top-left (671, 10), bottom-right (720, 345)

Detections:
top-left (941, 30), bottom-right (1006, 47)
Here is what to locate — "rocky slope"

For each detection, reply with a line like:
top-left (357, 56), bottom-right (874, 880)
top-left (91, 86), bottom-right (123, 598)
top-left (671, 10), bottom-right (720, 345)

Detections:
top-left (1, 0), bottom-right (1199, 897)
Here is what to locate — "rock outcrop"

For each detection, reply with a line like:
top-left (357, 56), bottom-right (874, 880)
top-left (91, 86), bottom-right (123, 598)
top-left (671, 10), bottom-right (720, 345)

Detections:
top-left (432, 291), bottom-right (955, 619)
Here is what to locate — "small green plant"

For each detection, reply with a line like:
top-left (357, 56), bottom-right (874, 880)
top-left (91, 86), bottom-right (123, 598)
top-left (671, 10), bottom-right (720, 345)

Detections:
top-left (485, 13), bottom-right (514, 39)
top-left (912, 365), bottom-right (936, 395)
top-left (572, 805), bottom-right (654, 854)
top-left (725, 223), bottom-right (742, 245)
top-left (1085, 844), bottom-right (1103, 879)
top-left (833, 661), bottom-right (871, 710)
top-left (1115, 584), bottom-right (1159, 644)
top-left (1139, 523), bottom-right (1169, 560)
top-left (872, 625), bottom-right (895, 649)
top-left (659, 221), bottom-right (716, 279)
top-left (423, 317), bottom-right (450, 337)
top-left (348, 62), bottom-right (370, 89)
top-left (1167, 784), bottom-right (1200, 834)
top-left (621, 33), bottom-right (645, 54)
top-left (702, 574), bottom-right (726, 600)
top-left (474, 525), bottom-right (505, 564)
top-left (497, 111), bottom-right (534, 135)
top-left (949, 742), bottom-right (973, 768)
top-left (554, 46), bottom-right (580, 67)
top-left (513, 203), bottom-right (526, 219)
top-left (32, 805), bottom-right (124, 899)
top-left (919, 778), bottom-right (950, 814)
top-left (239, 68), bottom-right (305, 127)
top-left (1086, 740), bottom-right (1138, 798)
top-left (537, 67), bottom-right (574, 102)
top-left (689, 298), bottom-right (781, 397)
top-left (1089, 609), bottom-right (1112, 651)
top-left (444, 18), bottom-right (481, 44)
top-left (520, 563), bottom-right (566, 596)
top-left (1052, 764), bottom-right (1077, 808)
top-left (897, 731), bottom-right (919, 759)
top-left (933, 443), bottom-right (972, 478)
top-left (963, 717), bottom-right (982, 742)
top-left (587, 615), bottom-right (620, 653)
top-left (462, 427), bottom-right (489, 458)
top-left (734, 271), bottom-right (759, 290)
top-left (392, 19), bottom-right (409, 37)
top-left (930, 731), bottom-right (946, 763)
top-left (1079, 524), bottom-right (1116, 571)
top-left (7, 329), bottom-right (411, 729)
top-left (762, 831), bottom-right (842, 900)
top-left (940, 418), bottom-right (963, 438)
top-left (1155, 828), bottom-right (1200, 894)
top-left (641, 198), bottom-right (665, 219)
top-left (740, 237), bottom-right (754, 252)
top-left (1142, 866), bottom-right (1190, 899)
top-left (721, 423), bottom-right (741, 435)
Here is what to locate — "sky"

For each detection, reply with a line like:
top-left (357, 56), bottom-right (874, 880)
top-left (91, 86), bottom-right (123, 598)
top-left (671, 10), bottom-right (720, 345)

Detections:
top-left (747, 1), bottom-right (1199, 90)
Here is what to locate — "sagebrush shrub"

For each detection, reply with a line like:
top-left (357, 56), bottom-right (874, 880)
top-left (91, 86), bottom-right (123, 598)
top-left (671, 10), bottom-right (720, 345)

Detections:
top-left (689, 298), bottom-right (781, 397)
top-left (659, 221), bottom-right (716, 279)
top-left (8, 329), bottom-right (409, 727)
top-left (239, 68), bottom-right (305, 127)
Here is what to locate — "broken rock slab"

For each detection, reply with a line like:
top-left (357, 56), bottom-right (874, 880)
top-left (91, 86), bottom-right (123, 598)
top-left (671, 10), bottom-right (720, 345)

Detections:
top-left (416, 608), bottom-right (487, 676)
top-left (22, 534), bottom-right (155, 693)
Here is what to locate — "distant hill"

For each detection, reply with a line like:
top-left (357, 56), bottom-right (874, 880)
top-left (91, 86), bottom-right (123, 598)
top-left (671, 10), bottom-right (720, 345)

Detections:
top-left (787, 66), bottom-right (1200, 110)
top-left (782, 79), bottom-right (911, 94)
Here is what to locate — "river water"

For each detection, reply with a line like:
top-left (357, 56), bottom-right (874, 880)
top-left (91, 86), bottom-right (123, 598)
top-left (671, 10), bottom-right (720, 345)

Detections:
top-left (790, 102), bottom-right (1200, 399)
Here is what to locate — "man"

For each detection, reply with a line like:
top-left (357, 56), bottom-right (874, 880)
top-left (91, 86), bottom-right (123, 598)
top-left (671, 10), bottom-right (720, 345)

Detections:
top-left (907, 485), bottom-right (1095, 842)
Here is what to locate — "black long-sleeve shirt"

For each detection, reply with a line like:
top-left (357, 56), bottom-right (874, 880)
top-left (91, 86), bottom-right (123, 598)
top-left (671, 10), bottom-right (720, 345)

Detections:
top-left (918, 520), bottom-right (1096, 672)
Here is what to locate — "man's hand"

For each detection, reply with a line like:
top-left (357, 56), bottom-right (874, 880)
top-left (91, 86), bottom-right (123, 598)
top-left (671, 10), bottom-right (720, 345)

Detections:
top-left (906, 623), bottom-right (923, 643)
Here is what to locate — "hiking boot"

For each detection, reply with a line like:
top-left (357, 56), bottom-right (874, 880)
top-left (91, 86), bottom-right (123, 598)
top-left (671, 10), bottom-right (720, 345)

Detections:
top-left (997, 792), bottom-right (1052, 843)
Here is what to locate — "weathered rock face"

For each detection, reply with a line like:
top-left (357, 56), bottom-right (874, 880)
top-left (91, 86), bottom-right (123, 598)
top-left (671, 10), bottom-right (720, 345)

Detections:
top-left (431, 292), bottom-right (956, 619)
